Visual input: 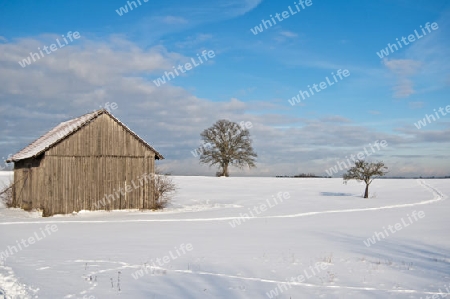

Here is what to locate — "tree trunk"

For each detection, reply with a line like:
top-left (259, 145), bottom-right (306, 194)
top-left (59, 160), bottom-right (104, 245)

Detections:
top-left (223, 163), bottom-right (229, 177)
top-left (364, 184), bottom-right (369, 198)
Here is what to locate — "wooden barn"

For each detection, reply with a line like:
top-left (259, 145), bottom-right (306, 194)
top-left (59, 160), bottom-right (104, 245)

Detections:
top-left (6, 109), bottom-right (164, 216)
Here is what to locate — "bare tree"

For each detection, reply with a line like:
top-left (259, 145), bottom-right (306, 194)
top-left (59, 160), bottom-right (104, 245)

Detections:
top-left (0, 179), bottom-right (14, 208)
top-left (199, 119), bottom-right (257, 177)
top-left (343, 160), bottom-right (388, 198)
top-left (152, 168), bottom-right (177, 209)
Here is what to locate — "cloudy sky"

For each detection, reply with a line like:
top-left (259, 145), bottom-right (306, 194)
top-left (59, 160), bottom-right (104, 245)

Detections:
top-left (0, 0), bottom-right (449, 177)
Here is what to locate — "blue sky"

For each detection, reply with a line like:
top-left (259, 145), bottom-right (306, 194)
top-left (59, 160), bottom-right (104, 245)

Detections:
top-left (0, 0), bottom-right (449, 176)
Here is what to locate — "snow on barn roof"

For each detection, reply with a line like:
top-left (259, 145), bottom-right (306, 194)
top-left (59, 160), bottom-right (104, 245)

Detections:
top-left (6, 109), bottom-right (164, 163)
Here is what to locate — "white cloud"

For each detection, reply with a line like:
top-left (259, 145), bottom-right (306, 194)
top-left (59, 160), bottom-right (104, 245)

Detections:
top-left (219, 0), bottom-right (263, 17)
top-left (0, 34), bottom-right (448, 177)
top-left (162, 16), bottom-right (189, 25)
top-left (382, 58), bottom-right (421, 98)
top-left (408, 101), bottom-right (425, 109)
top-left (279, 31), bottom-right (298, 38)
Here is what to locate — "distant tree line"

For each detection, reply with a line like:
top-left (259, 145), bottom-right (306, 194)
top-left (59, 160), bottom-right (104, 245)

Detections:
top-left (276, 173), bottom-right (331, 178)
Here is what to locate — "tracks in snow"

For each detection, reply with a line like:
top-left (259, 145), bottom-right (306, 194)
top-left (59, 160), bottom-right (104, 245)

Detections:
top-left (72, 259), bottom-right (450, 297)
top-left (0, 179), bottom-right (445, 226)
top-left (1, 180), bottom-right (447, 298)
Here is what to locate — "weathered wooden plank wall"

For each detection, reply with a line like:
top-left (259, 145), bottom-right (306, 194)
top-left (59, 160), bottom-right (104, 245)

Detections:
top-left (13, 114), bottom-right (156, 216)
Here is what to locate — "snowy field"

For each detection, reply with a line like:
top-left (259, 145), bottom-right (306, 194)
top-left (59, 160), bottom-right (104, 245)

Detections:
top-left (0, 171), bottom-right (449, 299)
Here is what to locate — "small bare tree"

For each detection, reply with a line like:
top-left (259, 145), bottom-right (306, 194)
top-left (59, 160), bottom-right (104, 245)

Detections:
top-left (199, 119), bottom-right (257, 177)
top-left (0, 179), bottom-right (14, 208)
top-left (343, 160), bottom-right (388, 198)
top-left (152, 168), bottom-right (176, 209)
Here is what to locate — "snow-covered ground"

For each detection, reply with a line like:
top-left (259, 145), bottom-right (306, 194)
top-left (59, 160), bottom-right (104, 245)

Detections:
top-left (0, 171), bottom-right (449, 298)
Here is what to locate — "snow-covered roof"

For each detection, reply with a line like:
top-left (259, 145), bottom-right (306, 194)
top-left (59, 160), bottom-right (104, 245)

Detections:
top-left (6, 109), bottom-right (164, 163)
